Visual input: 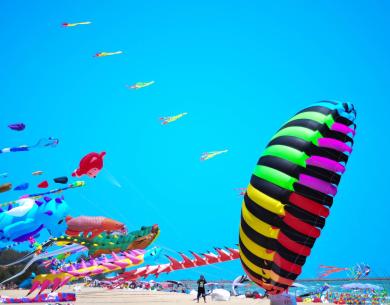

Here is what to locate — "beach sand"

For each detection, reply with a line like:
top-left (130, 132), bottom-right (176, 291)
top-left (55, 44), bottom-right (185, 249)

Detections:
top-left (1, 287), bottom-right (325, 304)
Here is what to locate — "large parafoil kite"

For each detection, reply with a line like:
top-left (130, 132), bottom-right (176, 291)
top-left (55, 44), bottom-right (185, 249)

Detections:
top-left (239, 101), bottom-right (356, 295)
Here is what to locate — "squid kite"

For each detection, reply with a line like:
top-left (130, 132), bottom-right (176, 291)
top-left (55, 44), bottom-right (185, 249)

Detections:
top-left (127, 81), bottom-right (155, 90)
top-left (320, 263), bottom-right (370, 279)
top-left (0, 137), bottom-right (59, 154)
top-left (94, 51), bottom-right (123, 57)
top-left (62, 21), bottom-right (91, 27)
top-left (200, 149), bottom-right (228, 161)
top-left (160, 112), bottom-right (188, 125)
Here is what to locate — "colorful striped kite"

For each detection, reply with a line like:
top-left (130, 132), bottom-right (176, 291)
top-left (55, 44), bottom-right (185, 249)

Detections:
top-left (239, 101), bottom-right (356, 295)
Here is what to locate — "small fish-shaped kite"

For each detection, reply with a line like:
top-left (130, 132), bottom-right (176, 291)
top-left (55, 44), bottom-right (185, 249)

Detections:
top-left (0, 183), bottom-right (12, 193)
top-left (32, 171), bottom-right (44, 176)
top-left (127, 81), bottom-right (155, 90)
top-left (0, 137), bottom-right (59, 154)
top-left (38, 181), bottom-right (49, 189)
top-left (14, 183), bottom-right (29, 191)
top-left (0, 173), bottom-right (8, 178)
top-left (94, 51), bottom-right (123, 57)
top-left (62, 21), bottom-right (91, 27)
top-left (160, 112), bottom-right (188, 125)
top-left (53, 177), bottom-right (68, 184)
top-left (200, 149), bottom-right (228, 161)
top-left (8, 123), bottom-right (26, 131)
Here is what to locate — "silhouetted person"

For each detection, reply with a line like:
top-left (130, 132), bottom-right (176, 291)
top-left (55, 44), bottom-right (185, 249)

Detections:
top-left (196, 275), bottom-right (207, 303)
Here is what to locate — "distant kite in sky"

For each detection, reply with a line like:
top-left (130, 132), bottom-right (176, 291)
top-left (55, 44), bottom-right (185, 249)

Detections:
top-left (127, 81), bottom-right (155, 90)
top-left (72, 152), bottom-right (106, 178)
top-left (62, 21), bottom-right (91, 27)
top-left (53, 177), bottom-right (68, 184)
top-left (0, 173), bottom-right (8, 178)
top-left (14, 183), bottom-right (29, 191)
top-left (94, 51), bottom-right (123, 57)
top-left (236, 188), bottom-right (246, 196)
top-left (38, 181), bottom-right (49, 189)
top-left (8, 123), bottom-right (26, 131)
top-left (32, 171), bottom-right (44, 176)
top-left (0, 137), bottom-right (59, 154)
top-left (0, 183), bottom-right (12, 193)
top-left (160, 112), bottom-right (188, 125)
top-left (201, 150), bottom-right (228, 161)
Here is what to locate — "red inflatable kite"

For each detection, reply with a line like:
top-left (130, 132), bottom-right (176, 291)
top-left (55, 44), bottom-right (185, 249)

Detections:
top-left (72, 152), bottom-right (106, 178)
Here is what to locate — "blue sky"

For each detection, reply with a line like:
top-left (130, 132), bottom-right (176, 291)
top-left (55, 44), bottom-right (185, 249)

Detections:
top-left (0, 0), bottom-right (389, 281)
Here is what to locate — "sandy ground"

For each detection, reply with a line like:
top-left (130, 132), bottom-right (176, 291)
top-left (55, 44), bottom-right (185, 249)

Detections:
top-left (1, 287), bottom-right (323, 305)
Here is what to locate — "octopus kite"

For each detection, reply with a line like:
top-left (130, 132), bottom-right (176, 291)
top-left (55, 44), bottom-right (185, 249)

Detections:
top-left (0, 196), bottom-right (69, 246)
top-left (239, 101), bottom-right (356, 295)
top-left (160, 112), bottom-right (188, 125)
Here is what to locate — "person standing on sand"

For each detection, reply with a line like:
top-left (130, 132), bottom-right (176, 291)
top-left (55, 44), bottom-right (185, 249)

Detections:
top-left (196, 275), bottom-right (207, 303)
